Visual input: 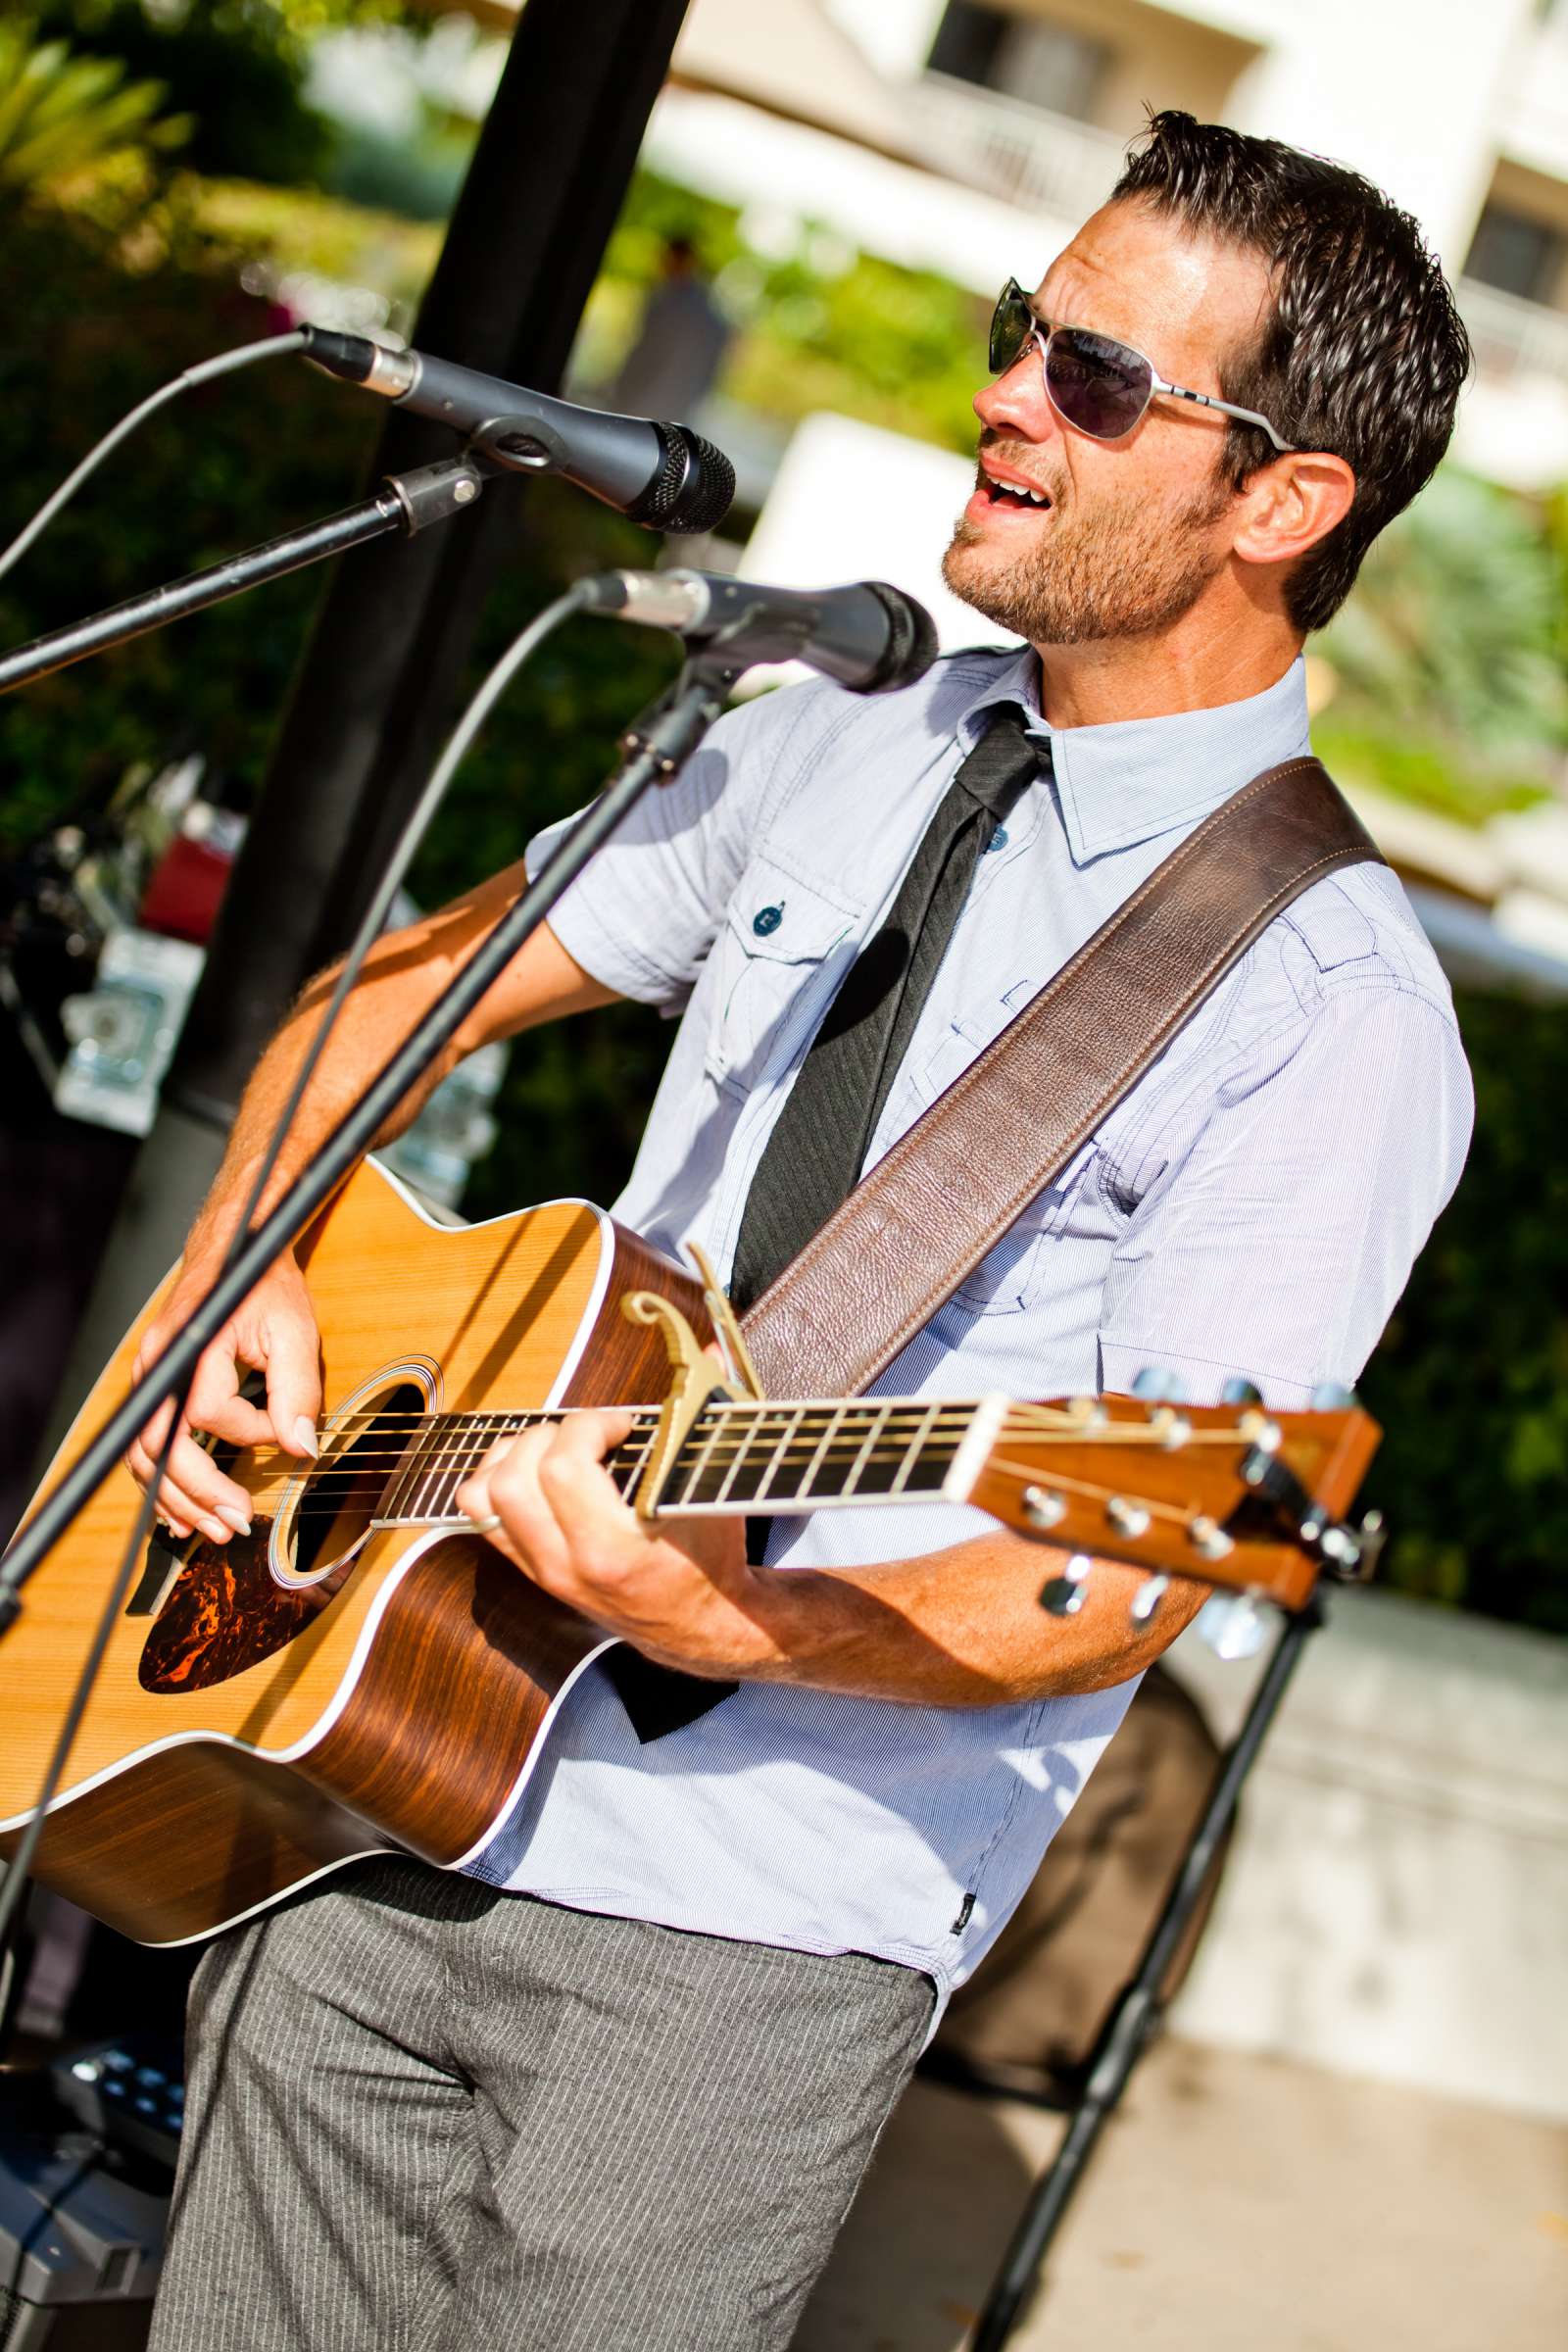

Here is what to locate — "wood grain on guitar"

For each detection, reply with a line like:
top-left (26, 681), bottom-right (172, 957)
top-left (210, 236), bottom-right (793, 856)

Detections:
top-left (0, 1159), bottom-right (1381, 1947)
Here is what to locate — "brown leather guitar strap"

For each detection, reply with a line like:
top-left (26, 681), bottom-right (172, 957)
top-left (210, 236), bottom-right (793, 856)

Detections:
top-left (737, 757), bottom-right (1383, 1398)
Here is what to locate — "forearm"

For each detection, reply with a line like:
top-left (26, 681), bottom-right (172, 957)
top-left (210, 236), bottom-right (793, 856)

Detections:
top-left (459, 1410), bottom-right (1211, 1704)
top-left (711, 1533), bottom-right (1210, 1705)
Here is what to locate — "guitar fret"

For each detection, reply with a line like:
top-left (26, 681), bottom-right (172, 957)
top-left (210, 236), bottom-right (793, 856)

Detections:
top-left (840, 1403), bottom-right (891, 1497)
top-left (668, 1406), bottom-right (731, 1507)
top-left (795, 1402), bottom-right (856, 1500)
top-left (383, 1415), bottom-right (443, 1522)
top-left (752, 1403), bottom-right (808, 1505)
top-left (891, 1400), bottom-right (944, 1495)
top-left (608, 1413), bottom-right (661, 1501)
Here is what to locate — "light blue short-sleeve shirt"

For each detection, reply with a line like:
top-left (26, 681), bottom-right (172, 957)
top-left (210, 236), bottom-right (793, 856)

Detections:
top-left (467, 648), bottom-right (1473, 2006)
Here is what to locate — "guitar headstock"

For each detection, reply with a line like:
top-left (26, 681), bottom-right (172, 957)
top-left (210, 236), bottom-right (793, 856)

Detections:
top-left (965, 1392), bottom-right (1382, 1615)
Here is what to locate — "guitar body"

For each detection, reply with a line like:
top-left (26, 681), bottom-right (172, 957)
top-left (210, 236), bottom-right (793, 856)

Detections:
top-left (0, 1160), bottom-right (707, 1945)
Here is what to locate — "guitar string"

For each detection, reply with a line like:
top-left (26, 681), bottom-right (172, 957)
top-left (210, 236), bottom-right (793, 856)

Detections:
top-left (262, 1420), bottom-right (1255, 1509)
top-left (279, 1441), bottom-right (1235, 1528)
top-left (276, 1399), bottom-right (1218, 1434)
top-left (229, 1415), bottom-right (1251, 1468)
top-left (204, 1401), bottom-right (1264, 1530)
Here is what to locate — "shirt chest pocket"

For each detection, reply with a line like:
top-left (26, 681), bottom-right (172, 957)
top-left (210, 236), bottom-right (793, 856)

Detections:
top-left (704, 855), bottom-right (863, 1101)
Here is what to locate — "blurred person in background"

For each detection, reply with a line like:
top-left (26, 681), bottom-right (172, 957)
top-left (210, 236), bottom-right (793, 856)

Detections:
top-left (605, 231), bottom-right (733, 421)
top-left (135, 114), bottom-right (1473, 2352)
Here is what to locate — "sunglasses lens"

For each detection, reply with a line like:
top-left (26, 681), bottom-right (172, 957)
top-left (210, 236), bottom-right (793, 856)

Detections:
top-left (989, 282), bottom-right (1036, 377)
top-left (1044, 327), bottom-right (1152, 440)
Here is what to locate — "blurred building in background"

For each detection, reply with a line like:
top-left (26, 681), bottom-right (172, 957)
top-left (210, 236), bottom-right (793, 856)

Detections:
top-left (662, 0), bottom-right (1568, 488)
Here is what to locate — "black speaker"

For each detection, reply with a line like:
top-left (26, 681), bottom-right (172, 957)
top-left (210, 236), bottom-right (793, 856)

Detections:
top-left (0, 2099), bottom-right (167, 2350)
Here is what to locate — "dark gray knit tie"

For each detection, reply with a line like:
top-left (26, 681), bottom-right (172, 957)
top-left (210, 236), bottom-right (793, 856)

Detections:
top-left (727, 705), bottom-right (1043, 1314)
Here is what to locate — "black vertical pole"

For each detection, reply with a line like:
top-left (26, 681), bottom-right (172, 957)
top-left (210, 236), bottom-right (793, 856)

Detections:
top-left (969, 1602), bottom-right (1324, 2351)
top-left (46, 0), bottom-right (691, 1437)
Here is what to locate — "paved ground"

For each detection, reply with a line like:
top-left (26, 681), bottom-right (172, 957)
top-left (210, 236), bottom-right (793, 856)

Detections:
top-left (795, 2036), bottom-right (1568, 2351)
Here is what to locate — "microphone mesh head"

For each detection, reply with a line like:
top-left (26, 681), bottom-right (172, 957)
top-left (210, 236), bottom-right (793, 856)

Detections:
top-left (861, 583), bottom-right (940, 692)
top-left (627, 425), bottom-right (737, 535)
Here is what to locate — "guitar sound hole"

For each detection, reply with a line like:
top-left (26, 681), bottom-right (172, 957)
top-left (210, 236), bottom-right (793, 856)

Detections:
top-left (136, 1379), bottom-right (430, 1693)
top-left (287, 1380), bottom-right (428, 1582)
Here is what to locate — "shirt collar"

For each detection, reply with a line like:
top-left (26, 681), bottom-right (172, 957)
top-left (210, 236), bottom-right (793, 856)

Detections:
top-left (956, 647), bottom-right (1313, 865)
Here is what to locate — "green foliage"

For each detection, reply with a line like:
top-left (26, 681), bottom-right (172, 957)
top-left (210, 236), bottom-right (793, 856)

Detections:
top-left (35, 0), bottom-right (329, 184)
top-left (0, 19), bottom-right (189, 192)
top-left (1358, 991), bottom-right (1568, 1637)
top-left (1317, 466), bottom-right (1566, 823)
top-left (0, 206), bottom-right (384, 849)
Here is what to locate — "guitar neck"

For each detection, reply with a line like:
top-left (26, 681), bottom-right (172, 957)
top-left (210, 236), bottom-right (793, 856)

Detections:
top-left (376, 1398), bottom-right (992, 1526)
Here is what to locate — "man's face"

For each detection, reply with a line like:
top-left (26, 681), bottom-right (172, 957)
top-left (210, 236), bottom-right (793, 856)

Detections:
top-left (944, 201), bottom-right (1275, 648)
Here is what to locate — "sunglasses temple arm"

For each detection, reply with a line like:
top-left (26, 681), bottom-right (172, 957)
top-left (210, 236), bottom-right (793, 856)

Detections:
top-left (1157, 376), bottom-right (1295, 455)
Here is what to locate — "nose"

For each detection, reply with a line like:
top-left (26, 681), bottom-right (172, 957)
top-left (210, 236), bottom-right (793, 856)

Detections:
top-left (973, 341), bottom-right (1054, 442)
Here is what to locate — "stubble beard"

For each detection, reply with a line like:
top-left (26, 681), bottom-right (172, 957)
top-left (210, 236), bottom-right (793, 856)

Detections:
top-left (943, 465), bottom-right (1233, 648)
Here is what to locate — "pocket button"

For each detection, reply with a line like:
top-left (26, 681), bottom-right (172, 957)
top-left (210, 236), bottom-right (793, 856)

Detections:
top-left (752, 905), bottom-right (785, 937)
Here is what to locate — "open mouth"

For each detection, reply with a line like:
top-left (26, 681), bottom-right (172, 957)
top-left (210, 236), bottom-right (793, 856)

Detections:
top-left (974, 462), bottom-right (1054, 516)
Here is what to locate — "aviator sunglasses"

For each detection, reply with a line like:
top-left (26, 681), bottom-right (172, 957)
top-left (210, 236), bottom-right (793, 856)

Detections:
top-left (989, 277), bottom-right (1297, 455)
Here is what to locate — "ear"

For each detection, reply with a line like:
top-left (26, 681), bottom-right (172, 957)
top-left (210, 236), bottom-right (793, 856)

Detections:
top-left (1231, 452), bottom-right (1356, 571)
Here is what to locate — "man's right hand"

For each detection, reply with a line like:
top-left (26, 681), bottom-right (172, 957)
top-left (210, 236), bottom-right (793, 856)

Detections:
top-left (124, 1250), bottom-right (323, 1544)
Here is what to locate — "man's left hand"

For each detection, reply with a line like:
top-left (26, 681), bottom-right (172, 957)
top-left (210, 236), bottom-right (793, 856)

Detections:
top-left (454, 1411), bottom-right (777, 1680)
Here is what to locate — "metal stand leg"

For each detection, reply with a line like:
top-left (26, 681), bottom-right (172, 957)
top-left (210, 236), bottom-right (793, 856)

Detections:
top-left (969, 1599), bottom-right (1324, 2351)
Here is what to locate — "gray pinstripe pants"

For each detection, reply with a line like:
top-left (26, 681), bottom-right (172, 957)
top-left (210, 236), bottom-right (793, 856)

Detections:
top-left (148, 1858), bottom-right (933, 2351)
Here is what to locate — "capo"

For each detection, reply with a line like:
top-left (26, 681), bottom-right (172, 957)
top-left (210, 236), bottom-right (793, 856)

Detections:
top-left (621, 1247), bottom-right (765, 1521)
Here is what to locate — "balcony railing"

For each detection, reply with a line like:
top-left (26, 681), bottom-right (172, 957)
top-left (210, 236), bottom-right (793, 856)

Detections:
top-left (909, 73), bottom-right (1126, 224)
top-left (1458, 276), bottom-right (1568, 391)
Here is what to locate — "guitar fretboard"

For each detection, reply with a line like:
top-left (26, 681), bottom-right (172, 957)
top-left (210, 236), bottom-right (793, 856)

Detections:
top-left (369, 1398), bottom-right (981, 1525)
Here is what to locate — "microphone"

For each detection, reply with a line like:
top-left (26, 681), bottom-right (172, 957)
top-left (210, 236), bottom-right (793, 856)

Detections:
top-left (582, 568), bottom-right (939, 694)
top-left (299, 327), bottom-right (735, 536)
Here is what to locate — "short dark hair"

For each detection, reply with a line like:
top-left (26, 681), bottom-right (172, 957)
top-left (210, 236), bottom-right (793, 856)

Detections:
top-left (1111, 111), bottom-right (1471, 633)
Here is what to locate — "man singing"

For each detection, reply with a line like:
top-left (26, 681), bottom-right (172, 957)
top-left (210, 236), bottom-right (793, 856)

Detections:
top-left (138, 114), bottom-right (1472, 2350)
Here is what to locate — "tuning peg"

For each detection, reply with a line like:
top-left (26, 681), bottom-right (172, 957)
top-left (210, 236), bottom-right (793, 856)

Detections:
top-left (1196, 1592), bottom-right (1269, 1660)
top-left (1310, 1381), bottom-right (1357, 1409)
top-left (1220, 1377), bottom-right (1263, 1405)
top-left (1131, 1366), bottom-right (1188, 1402)
top-left (1021, 1485), bottom-right (1068, 1533)
top-left (1039, 1551), bottom-right (1092, 1617)
top-left (1129, 1573), bottom-right (1170, 1625)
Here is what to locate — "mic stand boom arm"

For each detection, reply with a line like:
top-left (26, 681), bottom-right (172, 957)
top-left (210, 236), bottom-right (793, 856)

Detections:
top-left (0, 456), bottom-right (490, 697)
top-left (0, 652), bottom-right (739, 1625)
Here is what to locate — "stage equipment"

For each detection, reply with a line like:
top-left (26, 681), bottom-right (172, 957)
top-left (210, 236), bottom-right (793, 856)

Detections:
top-left (0, 457), bottom-right (491, 699)
top-left (300, 329), bottom-right (734, 535)
top-left (964, 1597), bottom-right (1326, 2350)
top-left (0, 1157), bottom-right (1376, 1943)
top-left (0, 2093), bottom-right (167, 2348)
top-left (583, 569), bottom-right (939, 693)
top-left (50, 2035), bottom-right (182, 2174)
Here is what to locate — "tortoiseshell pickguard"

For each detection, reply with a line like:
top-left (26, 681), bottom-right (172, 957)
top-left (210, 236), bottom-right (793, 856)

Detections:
top-left (137, 1523), bottom-right (352, 1693)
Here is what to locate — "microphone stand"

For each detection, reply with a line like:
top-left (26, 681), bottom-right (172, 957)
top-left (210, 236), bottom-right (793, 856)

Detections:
top-left (0, 645), bottom-right (742, 1624)
top-left (0, 400), bottom-right (728, 699)
top-left (0, 456), bottom-right (491, 696)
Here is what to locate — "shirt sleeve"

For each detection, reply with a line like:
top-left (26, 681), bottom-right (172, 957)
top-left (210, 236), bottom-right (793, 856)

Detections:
top-left (525, 677), bottom-right (848, 1009)
top-left (1097, 982), bottom-right (1474, 1409)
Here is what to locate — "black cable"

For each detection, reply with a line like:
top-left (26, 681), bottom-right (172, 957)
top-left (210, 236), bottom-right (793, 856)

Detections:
top-left (0, 578), bottom-right (596, 1971)
top-left (0, 332), bottom-right (308, 587)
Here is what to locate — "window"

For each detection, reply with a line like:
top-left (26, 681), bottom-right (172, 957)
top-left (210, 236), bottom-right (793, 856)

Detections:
top-left (928, 3), bottom-right (1110, 123)
top-left (1465, 203), bottom-right (1568, 306)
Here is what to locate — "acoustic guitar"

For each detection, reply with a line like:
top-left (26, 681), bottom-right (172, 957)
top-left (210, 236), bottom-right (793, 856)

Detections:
top-left (0, 1158), bottom-right (1380, 1947)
